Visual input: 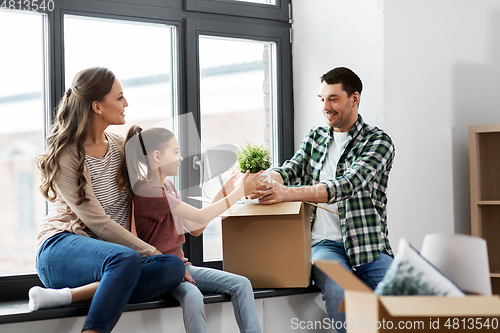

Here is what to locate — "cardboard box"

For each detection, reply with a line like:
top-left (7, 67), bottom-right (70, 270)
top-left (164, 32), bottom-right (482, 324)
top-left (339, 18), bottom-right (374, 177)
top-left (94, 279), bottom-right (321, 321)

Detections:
top-left (315, 260), bottom-right (500, 332)
top-left (221, 202), bottom-right (311, 288)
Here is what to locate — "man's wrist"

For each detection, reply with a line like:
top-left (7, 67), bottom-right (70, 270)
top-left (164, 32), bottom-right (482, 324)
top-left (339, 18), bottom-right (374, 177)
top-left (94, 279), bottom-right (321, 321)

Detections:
top-left (270, 170), bottom-right (285, 185)
top-left (290, 184), bottom-right (329, 203)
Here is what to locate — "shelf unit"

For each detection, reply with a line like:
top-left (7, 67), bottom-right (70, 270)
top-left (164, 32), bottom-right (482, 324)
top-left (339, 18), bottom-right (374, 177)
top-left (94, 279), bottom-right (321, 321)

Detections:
top-left (469, 124), bottom-right (500, 295)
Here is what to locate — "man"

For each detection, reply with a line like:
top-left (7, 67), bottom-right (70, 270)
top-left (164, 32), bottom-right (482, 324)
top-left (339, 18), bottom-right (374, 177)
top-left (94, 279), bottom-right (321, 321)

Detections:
top-left (254, 67), bottom-right (394, 332)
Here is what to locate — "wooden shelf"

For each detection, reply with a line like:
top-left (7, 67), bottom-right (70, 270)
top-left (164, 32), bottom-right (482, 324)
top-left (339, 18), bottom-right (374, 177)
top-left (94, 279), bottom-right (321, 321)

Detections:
top-left (469, 124), bottom-right (500, 134)
top-left (478, 201), bottom-right (500, 205)
top-left (469, 126), bottom-right (500, 295)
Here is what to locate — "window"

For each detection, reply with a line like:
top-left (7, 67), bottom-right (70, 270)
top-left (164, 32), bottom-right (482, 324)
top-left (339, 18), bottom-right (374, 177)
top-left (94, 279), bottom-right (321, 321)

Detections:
top-left (181, 15), bottom-right (292, 268)
top-left (199, 36), bottom-right (278, 261)
top-left (0, 11), bottom-right (47, 274)
top-left (64, 15), bottom-right (177, 136)
top-left (0, 0), bottom-right (292, 278)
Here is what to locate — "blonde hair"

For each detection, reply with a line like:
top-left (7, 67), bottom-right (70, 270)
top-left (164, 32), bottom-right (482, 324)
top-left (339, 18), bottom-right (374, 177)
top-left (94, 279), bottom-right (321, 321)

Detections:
top-left (37, 67), bottom-right (116, 205)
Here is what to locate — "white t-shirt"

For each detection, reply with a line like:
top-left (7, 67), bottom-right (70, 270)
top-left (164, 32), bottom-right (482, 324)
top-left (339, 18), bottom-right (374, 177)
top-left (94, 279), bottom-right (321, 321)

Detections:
top-left (311, 131), bottom-right (350, 244)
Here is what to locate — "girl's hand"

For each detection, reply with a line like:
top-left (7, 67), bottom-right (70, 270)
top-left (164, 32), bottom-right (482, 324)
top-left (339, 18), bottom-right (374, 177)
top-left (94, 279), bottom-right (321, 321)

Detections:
top-left (240, 170), bottom-right (265, 197)
top-left (183, 270), bottom-right (197, 286)
top-left (222, 170), bottom-right (241, 194)
top-left (234, 170), bottom-right (246, 189)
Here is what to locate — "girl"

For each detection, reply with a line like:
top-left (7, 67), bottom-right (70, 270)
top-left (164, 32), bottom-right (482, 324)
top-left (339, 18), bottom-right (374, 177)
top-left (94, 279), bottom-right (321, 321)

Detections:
top-left (31, 67), bottom-right (185, 333)
top-left (124, 125), bottom-right (263, 333)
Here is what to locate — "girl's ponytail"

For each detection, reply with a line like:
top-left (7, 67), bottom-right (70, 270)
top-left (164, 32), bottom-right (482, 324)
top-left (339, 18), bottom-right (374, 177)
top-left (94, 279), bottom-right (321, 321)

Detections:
top-left (119, 125), bottom-right (176, 195)
top-left (119, 125), bottom-right (146, 195)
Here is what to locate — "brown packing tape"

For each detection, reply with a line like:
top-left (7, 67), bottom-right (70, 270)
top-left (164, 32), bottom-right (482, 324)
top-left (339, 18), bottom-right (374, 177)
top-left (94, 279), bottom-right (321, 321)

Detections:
top-left (304, 201), bottom-right (340, 214)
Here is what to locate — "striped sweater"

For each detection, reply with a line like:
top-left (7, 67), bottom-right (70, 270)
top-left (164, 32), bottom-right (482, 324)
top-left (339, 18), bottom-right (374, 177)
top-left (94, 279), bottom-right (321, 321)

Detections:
top-left (85, 135), bottom-right (129, 231)
top-left (35, 132), bottom-right (156, 257)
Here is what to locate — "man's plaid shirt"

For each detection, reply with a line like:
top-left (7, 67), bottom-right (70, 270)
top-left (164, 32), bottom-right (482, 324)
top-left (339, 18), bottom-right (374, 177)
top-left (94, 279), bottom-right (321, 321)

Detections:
top-left (272, 115), bottom-right (394, 267)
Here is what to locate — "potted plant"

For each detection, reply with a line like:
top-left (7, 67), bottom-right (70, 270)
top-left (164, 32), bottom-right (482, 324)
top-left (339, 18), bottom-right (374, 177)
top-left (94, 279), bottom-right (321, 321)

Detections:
top-left (236, 143), bottom-right (271, 174)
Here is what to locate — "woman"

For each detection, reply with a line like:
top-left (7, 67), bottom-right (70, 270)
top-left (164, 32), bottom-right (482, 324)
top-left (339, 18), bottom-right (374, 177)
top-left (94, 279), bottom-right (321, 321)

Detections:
top-left (33, 67), bottom-right (185, 333)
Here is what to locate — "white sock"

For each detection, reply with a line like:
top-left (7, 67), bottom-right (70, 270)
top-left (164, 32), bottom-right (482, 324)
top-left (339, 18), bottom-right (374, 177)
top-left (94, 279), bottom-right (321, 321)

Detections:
top-left (28, 286), bottom-right (72, 311)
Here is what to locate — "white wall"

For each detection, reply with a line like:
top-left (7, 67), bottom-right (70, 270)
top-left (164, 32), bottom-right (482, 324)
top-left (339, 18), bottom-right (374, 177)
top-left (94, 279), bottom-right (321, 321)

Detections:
top-left (292, 0), bottom-right (500, 251)
top-left (384, 0), bottom-right (500, 249)
top-left (291, 0), bottom-right (385, 148)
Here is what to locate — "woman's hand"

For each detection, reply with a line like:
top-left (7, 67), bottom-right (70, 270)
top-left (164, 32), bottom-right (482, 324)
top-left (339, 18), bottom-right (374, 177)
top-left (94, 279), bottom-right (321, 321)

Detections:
top-left (183, 270), bottom-right (197, 286)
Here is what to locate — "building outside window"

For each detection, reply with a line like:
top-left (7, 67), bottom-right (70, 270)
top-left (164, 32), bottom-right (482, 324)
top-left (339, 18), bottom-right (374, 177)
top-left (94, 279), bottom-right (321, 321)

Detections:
top-left (0, 11), bottom-right (47, 274)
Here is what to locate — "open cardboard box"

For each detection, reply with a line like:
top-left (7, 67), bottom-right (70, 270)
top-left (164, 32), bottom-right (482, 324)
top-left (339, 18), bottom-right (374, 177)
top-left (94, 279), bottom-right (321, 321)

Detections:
top-left (315, 260), bottom-right (500, 332)
top-left (221, 201), bottom-right (311, 288)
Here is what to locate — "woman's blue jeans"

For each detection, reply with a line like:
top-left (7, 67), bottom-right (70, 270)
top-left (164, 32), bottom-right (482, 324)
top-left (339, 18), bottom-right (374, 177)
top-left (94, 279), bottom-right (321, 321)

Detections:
top-left (170, 264), bottom-right (261, 333)
top-left (36, 232), bottom-right (185, 333)
top-left (311, 240), bottom-right (393, 333)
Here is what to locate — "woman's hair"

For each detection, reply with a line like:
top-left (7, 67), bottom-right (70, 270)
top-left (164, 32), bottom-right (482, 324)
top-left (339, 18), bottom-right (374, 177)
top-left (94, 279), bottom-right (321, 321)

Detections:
top-left (37, 67), bottom-right (116, 205)
top-left (120, 125), bottom-right (175, 195)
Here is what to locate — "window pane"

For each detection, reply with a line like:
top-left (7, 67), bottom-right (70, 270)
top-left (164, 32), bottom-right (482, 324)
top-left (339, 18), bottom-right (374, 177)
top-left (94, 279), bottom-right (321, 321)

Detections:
top-left (0, 11), bottom-right (47, 274)
top-left (199, 36), bottom-right (277, 262)
top-left (232, 0), bottom-right (276, 4)
top-left (64, 15), bottom-right (177, 135)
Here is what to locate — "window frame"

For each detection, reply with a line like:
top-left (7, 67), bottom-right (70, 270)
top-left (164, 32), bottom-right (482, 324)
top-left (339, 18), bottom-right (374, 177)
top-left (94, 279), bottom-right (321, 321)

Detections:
top-left (183, 17), bottom-right (293, 269)
top-left (1, 0), bottom-right (293, 280)
top-left (184, 0), bottom-right (290, 22)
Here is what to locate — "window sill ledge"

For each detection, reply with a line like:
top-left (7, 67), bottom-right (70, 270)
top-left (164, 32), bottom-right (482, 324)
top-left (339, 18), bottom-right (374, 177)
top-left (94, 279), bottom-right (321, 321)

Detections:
top-left (0, 285), bottom-right (320, 325)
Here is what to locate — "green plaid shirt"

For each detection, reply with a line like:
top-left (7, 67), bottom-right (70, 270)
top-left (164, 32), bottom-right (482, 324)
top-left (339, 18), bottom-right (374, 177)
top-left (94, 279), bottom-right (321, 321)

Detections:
top-left (272, 115), bottom-right (394, 267)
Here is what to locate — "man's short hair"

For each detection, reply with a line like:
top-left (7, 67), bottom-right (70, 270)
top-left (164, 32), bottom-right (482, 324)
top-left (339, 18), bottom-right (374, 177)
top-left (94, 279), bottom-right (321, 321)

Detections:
top-left (320, 67), bottom-right (363, 97)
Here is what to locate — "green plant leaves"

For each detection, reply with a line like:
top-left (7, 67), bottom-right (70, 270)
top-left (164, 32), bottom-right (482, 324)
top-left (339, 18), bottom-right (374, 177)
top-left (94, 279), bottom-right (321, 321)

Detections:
top-left (236, 143), bottom-right (271, 173)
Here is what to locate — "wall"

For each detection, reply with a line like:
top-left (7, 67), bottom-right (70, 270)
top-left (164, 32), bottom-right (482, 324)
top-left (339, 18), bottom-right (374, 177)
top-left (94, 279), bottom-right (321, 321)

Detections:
top-left (384, 0), bottom-right (500, 249)
top-left (292, 0), bottom-right (500, 251)
top-left (291, 0), bottom-right (385, 147)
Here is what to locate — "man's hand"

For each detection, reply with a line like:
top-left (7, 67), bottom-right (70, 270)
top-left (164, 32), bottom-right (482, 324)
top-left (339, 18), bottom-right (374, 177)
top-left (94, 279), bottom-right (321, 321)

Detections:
top-left (253, 181), bottom-right (330, 204)
top-left (248, 171), bottom-right (284, 200)
top-left (255, 181), bottom-right (290, 205)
